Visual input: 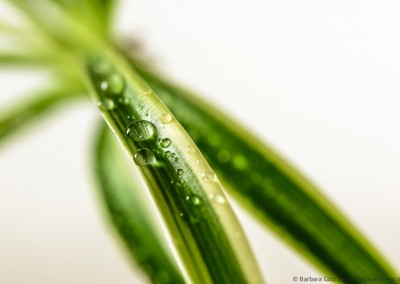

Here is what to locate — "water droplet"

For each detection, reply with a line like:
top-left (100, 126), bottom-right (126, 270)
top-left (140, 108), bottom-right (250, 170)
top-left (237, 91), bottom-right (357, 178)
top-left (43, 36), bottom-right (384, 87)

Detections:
top-left (160, 138), bottom-right (171, 148)
top-left (174, 157), bottom-right (179, 163)
top-left (202, 171), bottom-right (217, 182)
top-left (186, 145), bottom-right (196, 154)
top-left (133, 148), bottom-right (156, 166)
top-left (160, 113), bottom-right (173, 124)
top-left (232, 154), bottom-right (248, 170)
top-left (118, 96), bottom-right (130, 105)
top-left (100, 74), bottom-right (125, 96)
top-left (214, 194), bottom-right (226, 204)
top-left (93, 60), bottom-right (111, 77)
top-left (179, 212), bottom-right (184, 217)
top-left (192, 195), bottom-right (201, 205)
top-left (217, 149), bottom-right (231, 163)
top-left (97, 98), bottom-right (115, 111)
top-left (171, 153), bottom-right (176, 158)
top-left (165, 151), bottom-right (171, 158)
top-left (125, 120), bottom-right (156, 141)
top-left (144, 90), bottom-right (153, 96)
top-left (177, 169), bottom-right (184, 176)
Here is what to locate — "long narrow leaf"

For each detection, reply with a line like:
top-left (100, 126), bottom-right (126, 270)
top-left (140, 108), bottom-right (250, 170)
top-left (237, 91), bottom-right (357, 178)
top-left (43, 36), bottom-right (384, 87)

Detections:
top-left (84, 51), bottom-right (264, 284)
top-left (0, 88), bottom-right (82, 145)
top-left (93, 122), bottom-right (184, 284)
top-left (126, 59), bottom-right (398, 281)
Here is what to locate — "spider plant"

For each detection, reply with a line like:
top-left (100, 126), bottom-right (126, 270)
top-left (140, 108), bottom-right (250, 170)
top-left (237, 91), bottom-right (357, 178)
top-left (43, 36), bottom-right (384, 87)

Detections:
top-left (0, 1), bottom-right (397, 283)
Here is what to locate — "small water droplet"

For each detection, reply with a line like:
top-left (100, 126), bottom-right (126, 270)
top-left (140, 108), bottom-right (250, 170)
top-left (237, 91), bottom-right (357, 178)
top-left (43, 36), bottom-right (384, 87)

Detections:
top-left (165, 151), bottom-right (171, 158)
top-left (160, 138), bottom-right (171, 148)
top-left (125, 120), bottom-right (156, 141)
top-left (217, 149), bottom-right (231, 163)
top-left (171, 153), bottom-right (176, 158)
top-left (100, 74), bottom-right (125, 96)
top-left (133, 148), bottom-right (156, 166)
top-left (186, 145), bottom-right (196, 154)
top-left (144, 90), bottom-right (153, 96)
top-left (214, 194), bottom-right (226, 204)
top-left (174, 157), bottom-right (179, 163)
top-left (192, 195), bottom-right (201, 205)
top-left (118, 96), bottom-right (130, 105)
top-left (177, 169), bottom-right (184, 176)
top-left (97, 98), bottom-right (115, 111)
top-left (186, 194), bottom-right (201, 206)
top-left (160, 113), bottom-right (173, 124)
top-left (179, 212), bottom-right (184, 217)
top-left (232, 154), bottom-right (248, 170)
top-left (202, 171), bottom-right (217, 182)
top-left (93, 60), bottom-right (111, 77)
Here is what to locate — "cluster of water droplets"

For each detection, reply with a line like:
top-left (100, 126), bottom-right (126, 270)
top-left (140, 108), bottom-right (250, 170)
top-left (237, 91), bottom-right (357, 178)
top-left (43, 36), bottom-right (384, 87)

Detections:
top-left (92, 59), bottom-right (129, 111)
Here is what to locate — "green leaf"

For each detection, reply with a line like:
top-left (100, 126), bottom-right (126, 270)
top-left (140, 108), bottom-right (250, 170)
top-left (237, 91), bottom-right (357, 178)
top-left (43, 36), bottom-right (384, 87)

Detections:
top-left (93, 122), bottom-right (184, 284)
top-left (126, 59), bottom-right (398, 281)
top-left (0, 52), bottom-right (50, 66)
top-left (0, 88), bottom-right (83, 146)
top-left (84, 51), bottom-right (265, 284)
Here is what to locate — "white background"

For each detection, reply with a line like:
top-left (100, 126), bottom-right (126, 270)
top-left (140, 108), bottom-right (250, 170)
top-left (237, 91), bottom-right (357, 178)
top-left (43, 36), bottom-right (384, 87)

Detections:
top-left (1, 1), bottom-right (399, 283)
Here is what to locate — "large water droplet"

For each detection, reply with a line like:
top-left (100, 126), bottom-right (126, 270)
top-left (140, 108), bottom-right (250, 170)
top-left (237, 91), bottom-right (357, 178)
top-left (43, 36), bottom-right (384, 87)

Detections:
top-left (125, 120), bottom-right (156, 141)
top-left (160, 113), bottom-right (173, 124)
top-left (160, 138), bottom-right (171, 148)
top-left (133, 148), bottom-right (156, 166)
top-left (100, 74), bottom-right (125, 96)
top-left (97, 98), bottom-right (115, 111)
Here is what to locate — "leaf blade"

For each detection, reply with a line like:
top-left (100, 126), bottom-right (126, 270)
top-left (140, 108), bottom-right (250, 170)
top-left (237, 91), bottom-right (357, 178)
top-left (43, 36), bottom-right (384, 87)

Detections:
top-left (84, 51), bottom-right (265, 284)
top-left (128, 60), bottom-right (398, 281)
top-left (93, 122), bottom-right (185, 284)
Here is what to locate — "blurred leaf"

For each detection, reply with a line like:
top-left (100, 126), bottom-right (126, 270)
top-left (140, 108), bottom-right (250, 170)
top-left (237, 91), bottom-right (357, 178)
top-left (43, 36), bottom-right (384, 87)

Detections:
top-left (0, 88), bottom-right (83, 146)
top-left (85, 52), bottom-right (264, 284)
top-left (93, 122), bottom-right (184, 284)
top-left (126, 58), bottom-right (398, 281)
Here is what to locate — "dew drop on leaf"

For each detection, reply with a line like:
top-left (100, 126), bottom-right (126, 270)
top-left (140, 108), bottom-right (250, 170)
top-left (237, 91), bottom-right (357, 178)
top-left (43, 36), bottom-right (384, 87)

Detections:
top-left (100, 73), bottom-right (125, 96)
top-left (214, 194), bottom-right (226, 204)
top-left (177, 169), bottom-right (184, 176)
top-left (186, 145), bottom-right (196, 154)
top-left (160, 113), bottom-right (173, 124)
top-left (97, 98), bottom-right (115, 111)
top-left (133, 148), bottom-right (156, 166)
top-left (186, 194), bottom-right (201, 206)
top-left (201, 171), bottom-right (217, 182)
top-left (125, 120), bottom-right (156, 141)
top-left (160, 138), bottom-right (171, 148)
top-left (93, 60), bottom-right (111, 77)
